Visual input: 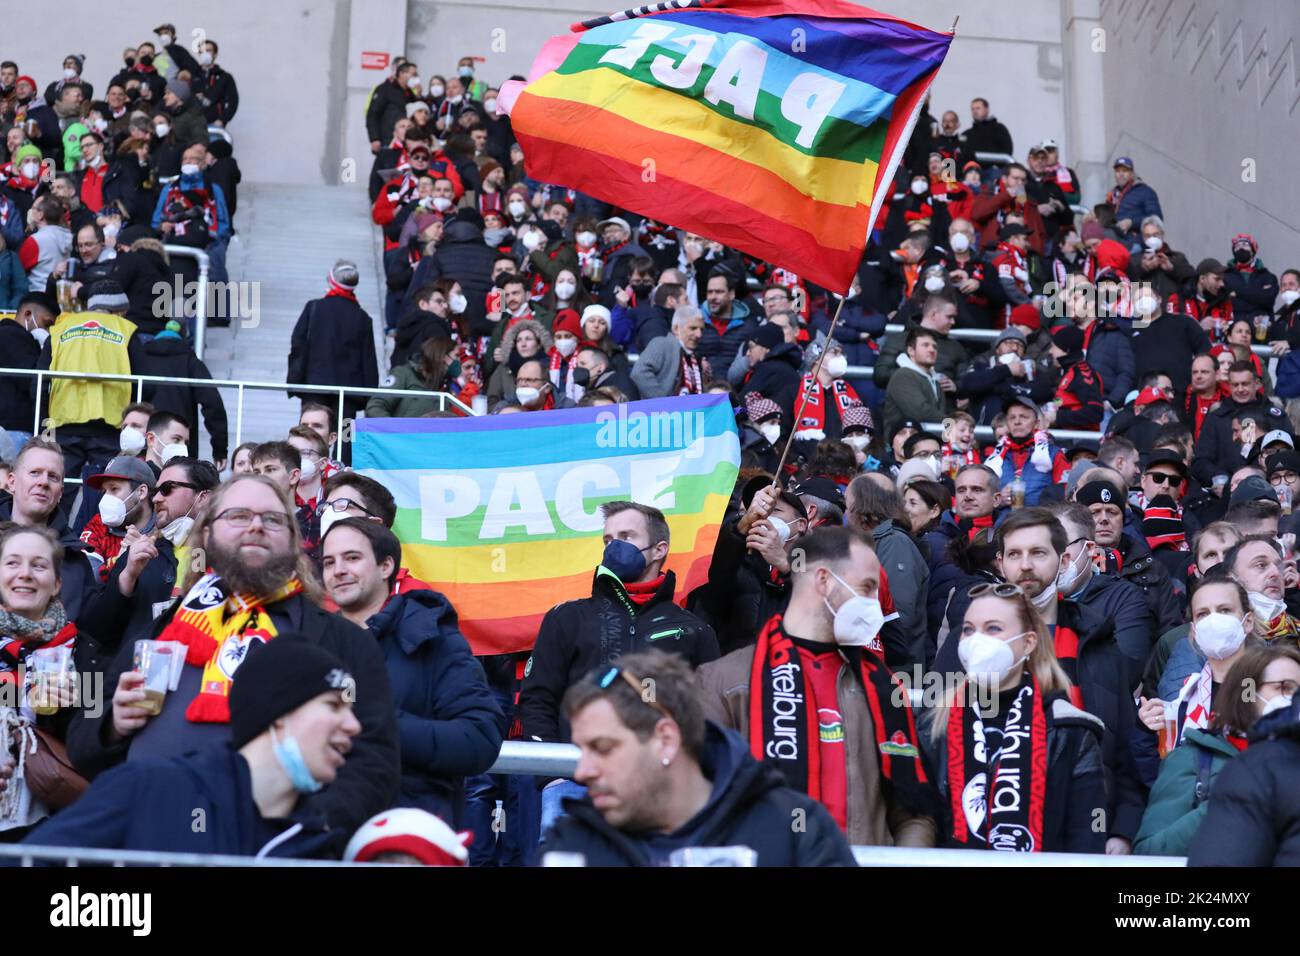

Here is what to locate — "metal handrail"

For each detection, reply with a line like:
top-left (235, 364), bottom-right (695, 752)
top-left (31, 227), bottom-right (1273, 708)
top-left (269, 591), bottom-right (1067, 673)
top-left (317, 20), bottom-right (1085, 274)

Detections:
top-left (882, 323), bottom-right (1281, 357)
top-left (0, 366), bottom-right (476, 463)
top-left (851, 846), bottom-right (1185, 867)
top-left (161, 244), bottom-right (210, 361)
top-left (488, 740), bottom-right (581, 776)
top-left (206, 125), bottom-right (233, 147)
top-left (922, 421), bottom-right (1102, 443)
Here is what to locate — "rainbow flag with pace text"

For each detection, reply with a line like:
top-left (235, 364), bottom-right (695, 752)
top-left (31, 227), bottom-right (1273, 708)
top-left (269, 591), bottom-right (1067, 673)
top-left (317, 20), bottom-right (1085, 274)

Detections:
top-left (353, 395), bottom-right (740, 655)
top-left (499, 0), bottom-right (952, 293)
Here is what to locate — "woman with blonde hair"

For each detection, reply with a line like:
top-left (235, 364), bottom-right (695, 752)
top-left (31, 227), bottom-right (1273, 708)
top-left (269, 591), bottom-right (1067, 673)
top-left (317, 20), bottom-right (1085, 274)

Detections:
top-left (921, 582), bottom-right (1107, 853)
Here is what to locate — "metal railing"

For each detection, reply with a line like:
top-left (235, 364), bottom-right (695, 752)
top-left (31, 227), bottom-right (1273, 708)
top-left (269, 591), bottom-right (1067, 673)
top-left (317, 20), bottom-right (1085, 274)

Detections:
top-left (206, 125), bottom-right (233, 147)
top-left (488, 740), bottom-right (581, 776)
top-left (0, 366), bottom-right (474, 465)
top-left (851, 846), bottom-right (1185, 867)
top-left (161, 245), bottom-right (210, 361)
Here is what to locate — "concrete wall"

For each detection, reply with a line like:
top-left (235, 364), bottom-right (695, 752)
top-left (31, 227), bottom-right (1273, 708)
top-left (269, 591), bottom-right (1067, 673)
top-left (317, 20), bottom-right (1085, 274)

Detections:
top-left (1098, 0), bottom-right (1300, 268)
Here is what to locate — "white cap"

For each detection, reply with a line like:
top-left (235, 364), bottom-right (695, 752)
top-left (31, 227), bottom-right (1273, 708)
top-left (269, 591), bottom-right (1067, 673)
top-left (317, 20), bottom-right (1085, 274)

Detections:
top-left (1262, 429), bottom-right (1294, 450)
top-left (344, 808), bottom-right (471, 866)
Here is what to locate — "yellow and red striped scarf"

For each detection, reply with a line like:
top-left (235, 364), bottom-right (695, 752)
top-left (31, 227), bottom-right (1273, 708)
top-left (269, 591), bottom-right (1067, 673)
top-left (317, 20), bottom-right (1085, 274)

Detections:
top-left (156, 572), bottom-right (304, 723)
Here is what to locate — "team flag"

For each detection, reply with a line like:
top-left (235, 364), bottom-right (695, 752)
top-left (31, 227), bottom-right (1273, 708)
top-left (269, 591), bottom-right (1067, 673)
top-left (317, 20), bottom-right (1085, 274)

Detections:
top-left (353, 395), bottom-right (741, 655)
top-left (499, 0), bottom-right (953, 293)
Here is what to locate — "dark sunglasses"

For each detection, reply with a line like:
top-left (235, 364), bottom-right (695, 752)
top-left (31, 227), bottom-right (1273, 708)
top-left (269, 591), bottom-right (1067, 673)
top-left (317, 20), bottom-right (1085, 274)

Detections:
top-left (1145, 472), bottom-right (1181, 486)
top-left (156, 480), bottom-right (197, 496)
top-left (597, 666), bottom-right (673, 721)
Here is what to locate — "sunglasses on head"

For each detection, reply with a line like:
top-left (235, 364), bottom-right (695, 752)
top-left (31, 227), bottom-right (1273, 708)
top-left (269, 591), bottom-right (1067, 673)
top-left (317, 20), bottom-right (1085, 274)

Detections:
top-left (968, 582), bottom-right (1025, 599)
top-left (597, 666), bottom-right (673, 721)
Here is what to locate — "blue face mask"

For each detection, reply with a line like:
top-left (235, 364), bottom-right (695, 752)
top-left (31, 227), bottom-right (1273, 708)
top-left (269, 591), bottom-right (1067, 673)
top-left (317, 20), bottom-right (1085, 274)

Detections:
top-left (271, 726), bottom-right (324, 794)
top-left (603, 538), bottom-right (650, 582)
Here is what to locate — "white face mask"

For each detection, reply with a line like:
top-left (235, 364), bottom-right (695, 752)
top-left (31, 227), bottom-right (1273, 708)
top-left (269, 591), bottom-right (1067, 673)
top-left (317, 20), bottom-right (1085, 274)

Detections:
top-left (103, 222), bottom-right (120, 240)
top-left (30, 327), bottom-right (49, 347)
top-left (429, 83), bottom-right (445, 98)
top-left (1135, 295), bottom-right (1160, 316)
top-left (576, 230), bottom-right (597, 247)
top-left (1281, 290), bottom-right (1300, 307)
top-left (843, 434), bottom-right (870, 452)
top-left (1144, 236), bottom-right (1164, 252)
top-left (20, 160), bottom-right (39, 179)
top-left (515, 386), bottom-right (540, 406)
top-left (522, 230), bottom-right (542, 251)
top-left (950, 232), bottom-right (971, 253)
top-left (1261, 693), bottom-right (1293, 717)
top-left (198, 51), bottom-right (214, 66)
top-left (1249, 591), bottom-right (1286, 624)
top-left (766, 514), bottom-right (798, 544)
top-left (432, 196), bottom-right (452, 212)
top-left (119, 426), bottom-right (147, 455)
top-left (1056, 545), bottom-right (1095, 596)
top-left (298, 456), bottom-right (318, 481)
top-left (508, 200), bottom-right (527, 219)
top-left (823, 570), bottom-right (885, 647)
top-left (448, 94), bottom-right (463, 105)
top-left (958, 630), bottom-right (1027, 684)
top-left (759, 422), bottom-right (781, 445)
top-left (554, 336), bottom-right (577, 357)
top-left (910, 179), bottom-right (928, 195)
top-left (484, 98), bottom-right (498, 113)
top-left (554, 280), bottom-right (577, 300)
top-left (160, 514), bottom-right (194, 545)
top-left (449, 292), bottom-right (467, 313)
top-left (180, 163), bottom-right (200, 177)
top-left (924, 275), bottom-right (945, 294)
top-left (98, 488), bottom-right (139, 528)
top-left (407, 75), bottom-right (422, 90)
top-left (1029, 579), bottom-right (1058, 613)
top-left (155, 123), bottom-right (170, 138)
top-left (64, 68), bottom-right (78, 80)
top-left (1193, 612), bottom-right (1248, 660)
top-left (824, 354), bottom-right (848, 378)
top-left (160, 441), bottom-right (188, 464)
top-left (92, 117), bottom-right (108, 132)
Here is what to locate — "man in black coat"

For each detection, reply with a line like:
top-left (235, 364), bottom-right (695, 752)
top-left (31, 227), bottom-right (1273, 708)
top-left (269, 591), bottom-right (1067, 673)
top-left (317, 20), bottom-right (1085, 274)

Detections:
top-left (137, 326), bottom-right (229, 468)
top-left (1191, 361), bottom-right (1291, 486)
top-left (65, 474), bottom-right (401, 840)
top-left (402, 211), bottom-right (498, 331)
top-left (737, 323), bottom-right (802, 423)
top-left (960, 97), bottom-right (1014, 163)
top-left (0, 294), bottom-right (48, 438)
top-left (287, 259), bottom-right (379, 423)
top-left (366, 62), bottom-right (419, 153)
top-left (1129, 301), bottom-right (1211, 396)
top-left (519, 501), bottom-right (718, 744)
top-left (540, 650), bottom-right (856, 866)
top-left (574, 345), bottom-right (639, 400)
top-left (111, 231), bottom-right (174, 335)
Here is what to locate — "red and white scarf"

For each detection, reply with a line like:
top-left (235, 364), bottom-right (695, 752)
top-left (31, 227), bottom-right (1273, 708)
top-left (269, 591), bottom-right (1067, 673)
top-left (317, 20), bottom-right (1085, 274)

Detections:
top-left (795, 374), bottom-right (861, 439)
top-left (678, 347), bottom-right (704, 395)
top-left (1177, 663), bottom-right (1214, 746)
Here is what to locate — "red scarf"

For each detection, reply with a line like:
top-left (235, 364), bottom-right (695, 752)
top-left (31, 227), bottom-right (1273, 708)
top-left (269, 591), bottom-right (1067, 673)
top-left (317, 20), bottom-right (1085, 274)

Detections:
top-left (677, 348), bottom-right (704, 395)
top-left (748, 616), bottom-right (928, 807)
top-left (946, 671), bottom-right (1049, 851)
top-left (795, 375), bottom-right (861, 435)
top-left (1051, 620), bottom-right (1086, 709)
top-left (326, 272), bottom-right (357, 300)
top-left (959, 513), bottom-right (994, 542)
top-left (622, 574), bottom-right (666, 606)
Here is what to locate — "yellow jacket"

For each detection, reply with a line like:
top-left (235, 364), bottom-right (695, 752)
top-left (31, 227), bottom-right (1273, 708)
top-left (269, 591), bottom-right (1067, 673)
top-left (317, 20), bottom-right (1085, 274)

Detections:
top-left (45, 311), bottom-right (138, 428)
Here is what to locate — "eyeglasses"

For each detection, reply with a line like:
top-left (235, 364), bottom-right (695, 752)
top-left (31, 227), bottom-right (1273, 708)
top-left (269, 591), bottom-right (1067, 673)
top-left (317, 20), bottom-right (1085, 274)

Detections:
top-left (515, 376), bottom-right (547, 387)
top-left (156, 480), bottom-right (198, 496)
top-left (214, 508), bottom-right (292, 533)
top-left (1261, 680), bottom-right (1300, 696)
top-left (1145, 471), bottom-right (1182, 486)
top-left (968, 582), bottom-right (1025, 599)
top-left (1271, 472), bottom-right (1299, 485)
top-left (315, 497), bottom-right (377, 519)
top-left (597, 666), bottom-right (673, 721)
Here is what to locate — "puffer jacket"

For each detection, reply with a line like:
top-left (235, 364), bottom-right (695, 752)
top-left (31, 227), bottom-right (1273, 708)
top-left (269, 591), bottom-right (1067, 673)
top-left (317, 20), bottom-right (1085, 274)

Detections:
top-left (1105, 533), bottom-right (1185, 638)
top-left (738, 341), bottom-right (803, 423)
top-left (518, 567), bottom-right (719, 743)
top-left (696, 298), bottom-right (758, 373)
top-left (112, 239), bottom-right (175, 335)
top-left (1187, 699), bottom-right (1300, 865)
top-left (1134, 727), bottom-right (1239, 857)
top-left (1222, 260), bottom-right (1278, 323)
top-left (402, 219), bottom-right (499, 329)
top-left (691, 514), bottom-right (791, 657)
top-left (539, 721), bottom-right (857, 866)
top-left (919, 693), bottom-right (1108, 853)
top-left (365, 589), bottom-right (503, 824)
top-left (1081, 318), bottom-right (1134, 407)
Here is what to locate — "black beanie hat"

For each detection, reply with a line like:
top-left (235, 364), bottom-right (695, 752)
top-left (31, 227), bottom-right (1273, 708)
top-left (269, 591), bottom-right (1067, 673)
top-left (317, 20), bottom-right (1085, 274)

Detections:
top-left (753, 322), bottom-right (785, 350)
top-left (1076, 480), bottom-right (1123, 508)
top-left (229, 636), bottom-right (355, 748)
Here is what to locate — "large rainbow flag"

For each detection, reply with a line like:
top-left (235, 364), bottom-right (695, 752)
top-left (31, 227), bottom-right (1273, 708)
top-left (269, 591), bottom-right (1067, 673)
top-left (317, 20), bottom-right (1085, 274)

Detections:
top-left (499, 0), bottom-right (953, 294)
top-left (353, 395), bottom-right (740, 656)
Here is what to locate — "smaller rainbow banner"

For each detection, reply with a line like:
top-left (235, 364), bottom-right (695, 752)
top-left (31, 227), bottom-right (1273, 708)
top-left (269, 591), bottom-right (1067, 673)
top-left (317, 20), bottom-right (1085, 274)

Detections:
top-left (499, 0), bottom-right (953, 293)
top-left (353, 395), bottom-right (740, 656)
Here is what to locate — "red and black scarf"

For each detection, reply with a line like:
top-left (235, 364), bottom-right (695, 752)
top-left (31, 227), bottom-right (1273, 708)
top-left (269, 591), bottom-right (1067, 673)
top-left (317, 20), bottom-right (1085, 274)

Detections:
top-left (748, 616), bottom-right (930, 811)
top-left (795, 375), bottom-right (861, 435)
top-left (947, 671), bottom-right (1049, 851)
top-left (678, 348), bottom-right (704, 395)
top-left (1050, 618), bottom-right (1086, 709)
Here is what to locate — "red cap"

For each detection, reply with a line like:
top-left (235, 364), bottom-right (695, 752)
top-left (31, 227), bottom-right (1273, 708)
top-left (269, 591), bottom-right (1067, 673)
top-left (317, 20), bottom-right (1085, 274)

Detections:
top-left (16, 75), bottom-right (37, 91)
top-left (1134, 386), bottom-right (1167, 409)
top-left (553, 308), bottom-right (582, 339)
top-left (1009, 302), bottom-right (1040, 331)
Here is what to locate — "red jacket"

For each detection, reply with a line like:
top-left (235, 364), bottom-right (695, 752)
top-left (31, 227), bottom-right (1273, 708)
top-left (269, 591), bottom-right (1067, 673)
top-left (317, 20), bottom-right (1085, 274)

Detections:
top-left (80, 161), bottom-right (109, 213)
top-left (970, 185), bottom-right (1047, 255)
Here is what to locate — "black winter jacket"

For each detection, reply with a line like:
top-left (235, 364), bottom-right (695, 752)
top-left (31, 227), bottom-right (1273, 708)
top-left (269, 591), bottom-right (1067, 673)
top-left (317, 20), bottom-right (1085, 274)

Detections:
top-left (1187, 699), bottom-right (1300, 866)
top-left (112, 243), bottom-right (175, 335)
top-left (739, 342), bottom-right (803, 424)
top-left (365, 78), bottom-right (414, 145)
top-left (1191, 397), bottom-right (1291, 486)
top-left (1130, 312), bottom-right (1210, 396)
top-left (367, 590), bottom-right (503, 824)
top-left (957, 351), bottom-right (1055, 426)
top-left (1222, 262), bottom-right (1279, 323)
top-left (1068, 570), bottom-right (1159, 692)
top-left (693, 515), bottom-right (790, 656)
top-left (518, 567), bottom-right (719, 743)
top-left (138, 335), bottom-right (229, 461)
top-left (0, 317), bottom-right (40, 431)
top-left (65, 595), bottom-right (401, 844)
top-left (1105, 533), bottom-right (1186, 642)
top-left (920, 693), bottom-right (1108, 853)
top-left (287, 294), bottom-right (380, 420)
top-left (934, 594), bottom-right (1148, 841)
top-left (539, 721), bottom-right (857, 866)
top-left (402, 220), bottom-right (499, 331)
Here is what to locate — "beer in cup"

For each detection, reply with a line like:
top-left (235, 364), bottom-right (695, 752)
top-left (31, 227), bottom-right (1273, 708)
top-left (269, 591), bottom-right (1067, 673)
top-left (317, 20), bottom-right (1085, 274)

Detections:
top-left (29, 644), bottom-right (75, 716)
top-left (133, 640), bottom-right (175, 716)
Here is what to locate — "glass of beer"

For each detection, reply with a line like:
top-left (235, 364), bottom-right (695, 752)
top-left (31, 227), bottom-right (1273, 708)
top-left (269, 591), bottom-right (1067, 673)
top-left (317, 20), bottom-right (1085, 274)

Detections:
top-left (1009, 476), bottom-right (1027, 509)
top-left (1157, 700), bottom-right (1180, 758)
top-left (133, 640), bottom-right (174, 716)
top-left (29, 645), bottom-right (75, 716)
top-left (1255, 316), bottom-right (1269, 342)
top-left (56, 279), bottom-right (77, 314)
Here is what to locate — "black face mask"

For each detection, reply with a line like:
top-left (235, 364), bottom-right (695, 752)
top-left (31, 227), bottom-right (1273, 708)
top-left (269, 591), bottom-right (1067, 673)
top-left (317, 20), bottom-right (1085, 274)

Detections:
top-left (125, 57), bottom-right (136, 67)
top-left (139, 55), bottom-right (153, 67)
top-left (572, 367), bottom-right (591, 387)
top-left (631, 282), bottom-right (654, 297)
top-left (1233, 248), bottom-right (1253, 264)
